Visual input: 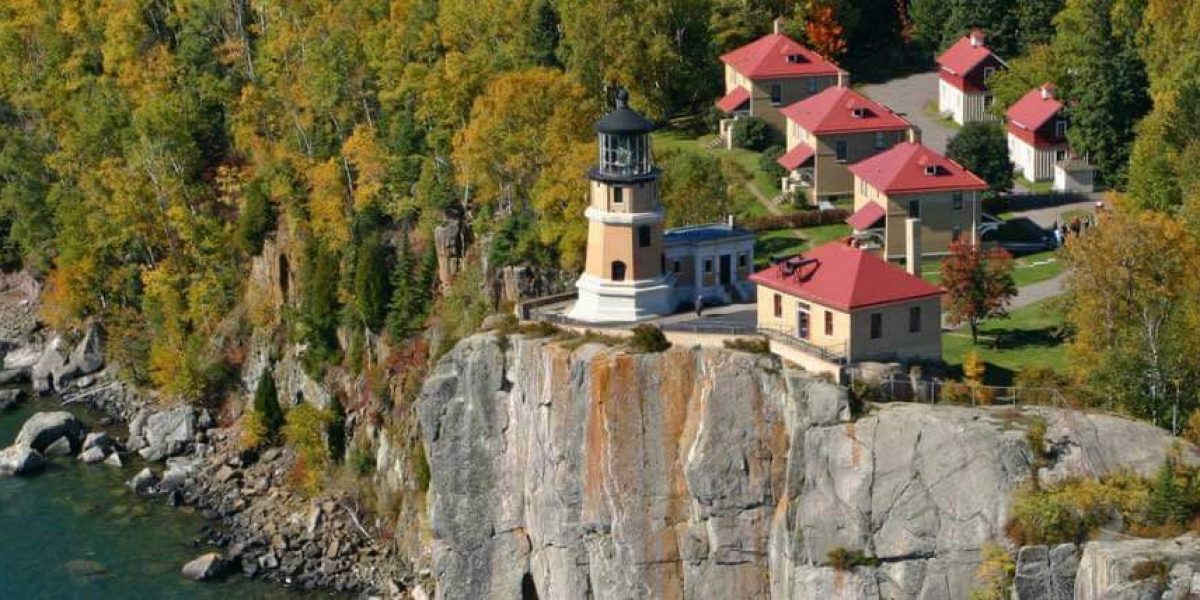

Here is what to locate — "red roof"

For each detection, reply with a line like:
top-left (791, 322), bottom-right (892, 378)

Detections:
top-left (720, 33), bottom-right (841, 79)
top-left (715, 87), bottom-right (750, 113)
top-left (749, 242), bottom-right (942, 311)
top-left (846, 202), bottom-right (885, 231)
top-left (777, 143), bottom-right (815, 170)
top-left (1006, 85), bottom-right (1062, 132)
top-left (847, 142), bottom-right (988, 195)
top-left (779, 86), bottom-right (910, 135)
top-left (936, 32), bottom-right (996, 77)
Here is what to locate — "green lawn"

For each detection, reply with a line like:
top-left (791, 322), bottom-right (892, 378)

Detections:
top-left (922, 250), bottom-right (1064, 287)
top-left (754, 223), bottom-right (851, 266)
top-left (652, 129), bottom-right (784, 212)
top-left (1017, 177), bottom-right (1054, 194)
top-left (923, 101), bottom-right (962, 131)
top-left (942, 298), bottom-right (1068, 385)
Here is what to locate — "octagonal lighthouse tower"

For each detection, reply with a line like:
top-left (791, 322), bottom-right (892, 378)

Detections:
top-left (567, 90), bottom-right (676, 322)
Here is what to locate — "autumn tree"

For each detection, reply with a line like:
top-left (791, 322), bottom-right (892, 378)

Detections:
top-left (805, 3), bottom-right (848, 61)
top-left (940, 240), bottom-right (1017, 344)
top-left (947, 123), bottom-right (1013, 195)
top-left (657, 148), bottom-right (744, 228)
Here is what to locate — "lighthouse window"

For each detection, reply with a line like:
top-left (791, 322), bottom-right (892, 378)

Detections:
top-left (611, 261), bottom-right (627, 281)
top-left (613, 187), bottom-right (624, 204)
top-left (638, 225), bottom-right (652, 247)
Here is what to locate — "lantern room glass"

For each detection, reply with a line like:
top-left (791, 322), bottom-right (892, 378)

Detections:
top-left (599, 132), bottom-right (651, 176)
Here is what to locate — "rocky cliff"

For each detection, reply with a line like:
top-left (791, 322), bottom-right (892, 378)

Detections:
top-left (418, 333), bottom-right (1195, 599)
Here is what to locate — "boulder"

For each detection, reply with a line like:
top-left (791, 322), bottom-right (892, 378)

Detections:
top-left (14, 411), bottom-right (83, 453)
top-left (30, 336), bottom-right (67, 394)
top-left (103, 452), bottom-right (122, 468)
top-left (43, 436), bottom-right (72, 457)
top-left (181, 553), bottom-right (228, 581)
top-left (160, 456), bottom-right (198, 492)
top-left (129, 467), bottom-right (158, 495)
top-left (79, 446), bottom-right (106, 464)
top-left (3, 344), bottom-right (41, 370)
top-left (0, 388), bottom-right (23, 411)
top-left (0, 445), bottom-right (44, 476)
top-left (1014, 544), bottom-right (1078, 600)
top-left (82, 431), bottom-right (114, 453)
top-left (137, 407), bottom-right (196, 461)
top-left (0, 368), bottom-right (28, 385)
top-left (1076, 535), bottom-right (1200, 599)
top-left (68, 322), bottom-right (104, 376)
top-left (125, 409), bottom-right (149, 451)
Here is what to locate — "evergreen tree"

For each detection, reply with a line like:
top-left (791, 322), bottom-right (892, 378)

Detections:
top-left (235, 181), bottom-right (275, 255)
top-left (1149, 459), bottom-right (1189, 525)
top-left (908, 0), bottom-right (951, 53)
top-left (387, 231), bottom-right (419, 340)
top-left (327, 395), bottom-right (347, 464)
top-left (947, 123), bottom-right (1014, 195)
top-left (253, 369), bottom-right (284, 442)
top-left (299, 237), bottom-right (341, 371)
top-left (528, 0), bottom-right (562, 67)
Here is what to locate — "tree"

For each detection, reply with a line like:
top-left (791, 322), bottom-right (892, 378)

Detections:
top-left (253, 369), bottom-right (284, 443)
top-left (946, 123), bottom-right (1013, 194)
top-left (908, 0), bottom-right (951, 54)
top-left (963, 350), bottom-right (986, 387)
top-left (731, 116), bottom-right (774, 150)
top-left (353, 230), bottom-right (393, 332)
top-left (235, 180), bottom-right (275, 256)
top-left (327, 395), bottom-right (347, 464)
top-left (1148, 459), bottom-right (1189, 525)
top-left (658, 148), bottom-right (742, 227)
top-left (805, 3), bottom-right (848, 61)
top-left (1017, 0), bottom-right (1064, 48)
top-left (940, 239), bottom-right (1017, 344)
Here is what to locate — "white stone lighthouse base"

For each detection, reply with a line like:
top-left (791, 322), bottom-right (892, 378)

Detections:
top-left (567, 274), bottom-right (676, 323)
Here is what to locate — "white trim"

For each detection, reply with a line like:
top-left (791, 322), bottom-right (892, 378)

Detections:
top-left (585, 206), bottom-right (664, 225)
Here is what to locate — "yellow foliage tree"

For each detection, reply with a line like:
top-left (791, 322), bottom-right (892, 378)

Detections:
top-left (307, 158), bottom-right (351, 246)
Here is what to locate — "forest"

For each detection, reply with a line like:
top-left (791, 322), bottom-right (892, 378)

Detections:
top-left (0, 0), bottom-right (1197, 429)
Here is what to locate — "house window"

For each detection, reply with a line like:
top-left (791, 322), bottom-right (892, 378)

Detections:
top-left (874, 131), bottom-right (886, 150)
top-left (983, 66), bottom-right (995, 81)
top-left (1055, 149), bottom-right (1067, 162)
top-left (909, 306), bottom-right (921, 332)
top-left (1055, 120), bottom-right (1067, 138)
top-left (908, 199), bottom-right (920, 218)
top-left (952, 225), bottom-right (963, 241)
top-left (870, 313), bottom-right (882, 339)
top-left (787, 54), bottom-right (805, 64)
top-left (738, 254), bottom-right (747, 268)
top-left (773, 293), bottom-right (782, 318)
top-left (672, 260), bottom-right (681, 273)
top-left (824, 311), bottom-right (834, 336)
top-left (611, 261), bottom-right (626, 281)
top-left (770, 84), bottom-right (783, 106)
top-left (835, 140), bottom-right (848, 162)
top-left (952, 192), bottom-right (963, 210)
top-left (807, 78), bottom-right (819, 94)
top-left (638, 225), bottom-right (652, 247)
top-left (983, 95), bottom-right (994, 109)
top-left (613, 187), bottom-right (624, 205)
top-left (704, 259), bottom-right (713, 273)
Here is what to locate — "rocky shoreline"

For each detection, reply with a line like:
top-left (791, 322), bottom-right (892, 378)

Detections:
top-left (0, 271), bottom-right (411, 596)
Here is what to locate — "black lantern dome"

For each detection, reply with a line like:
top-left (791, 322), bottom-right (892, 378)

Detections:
top-left (591, 89), bottom-right (657, 183)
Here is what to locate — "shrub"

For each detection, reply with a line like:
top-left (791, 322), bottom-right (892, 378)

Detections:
top-left (327, 395), bottom-right (347, 464)
top-left (1015, 367), bottom-right (1068, 406)
top-left (1007, 474), bottom-right (1152, 545)
top-left (760, 145), bottom-right (787, 179)
top-left (940, 381), bottom-right (973, 405)
top-left (1129, 559), bottom-right (1169, 584)
top-left (1184, 410), bottom-right (1200, 446)
top-left (723, 337), bottom-right (771, 354)
top-left (238, 409), bottom-right (268, 452)
top-left (628, 325), bottom-right (671, 353)
top-left (1026, 416), bottom-right (1048, 463)
top-left (743, 209), bottom-right (851, 232)
top-left (284, 402), bottom-right (332, 495)
top-left (826, 547), bottom-right (880, 571)
top-left (968, 543), bottom-right (1015, 600)
top-left (253, 371), bottom-right (284, 442)
top-left (731, 117), bottom-right (773, 151)
top-left (235, 180), bottom-right (274, 255)
top-left (348, 442), bottom-right (375, 477)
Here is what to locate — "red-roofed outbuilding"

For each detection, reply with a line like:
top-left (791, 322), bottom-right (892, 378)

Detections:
top-left (1005, 84), bottom-right (1070, 182)
top-left (847, 142), bottom-right (986, 260)
top-left (750, 242), bottom-right (943, 366)
top-left (936, 30), bottom-right (1006, 125)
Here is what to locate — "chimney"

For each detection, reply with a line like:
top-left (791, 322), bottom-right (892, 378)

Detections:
top-left (969, 29), bottom-right (985, 47)
top-left (837, 70), bottom-right (851, 88)
top-left (1041, 83), bottom-right (1056, 100)
top-left (905, 218), bottom-right (922, 276)
top-left (907, 126), bottom-right (922, 144)
top-left (726, 214), bottom-right (735, 229)
top-left (773, 18), bottom-right (784, 35)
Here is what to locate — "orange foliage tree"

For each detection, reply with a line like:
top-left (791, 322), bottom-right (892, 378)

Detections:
top-left (940, 239), bottom-right (1017, 344)
top-left (805, 2), bottom-right (848, 60)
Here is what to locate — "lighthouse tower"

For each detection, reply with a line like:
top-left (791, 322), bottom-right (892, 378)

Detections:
top-left (568, 90), bottom-right (675, 322)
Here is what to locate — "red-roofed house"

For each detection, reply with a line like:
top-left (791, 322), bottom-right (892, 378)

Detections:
top-left (848, 142), bottom-right (988, 261)
top-left (715, 21), bottom-right (846, 146)
top-left (936, 29), bottom-right (1006, 125)
top-left (750, 242), bottom-right (943, 370)
top-left (777, 84), bottom-right (915, 203)
top-left (1006, 83), bottom-right (1071, 183)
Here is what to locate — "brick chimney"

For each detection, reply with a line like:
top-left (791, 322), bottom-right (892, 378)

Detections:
top-left (905, 218), bottom-right (922, 276)
top-left (773, 18), bottom-right (784, 35)
top-left (1041, 82), bottom-right (1056, 100)
top-left (969, 29), bottom-right (985, 47)
top-left (837, 69), bottom-right (851, 87)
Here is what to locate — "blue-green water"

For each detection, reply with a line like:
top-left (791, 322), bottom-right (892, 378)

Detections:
top-left (0, 398), bottom-right (325, 599)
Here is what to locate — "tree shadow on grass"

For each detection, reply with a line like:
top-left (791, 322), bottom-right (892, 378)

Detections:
top-left (754, 235), bottom-right (804, 259)
top-left (985, 326), bottom-right (1064, 351)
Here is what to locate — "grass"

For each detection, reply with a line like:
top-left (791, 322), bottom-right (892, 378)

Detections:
top-left (754, 223), bottom-right (851, 266)
top-left (942, 298), bottom-right (1068, 385)
top-left (923, 101), bottom-right (962, 131)
top-left (652, 129), bottom-right (783, 213)
top-left (922, 250), bottom-right (1064, 287)
top-left (1017, 177), bottom-right (1054, 194)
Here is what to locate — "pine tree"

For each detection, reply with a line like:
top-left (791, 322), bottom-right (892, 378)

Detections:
top-left (327, 395), bottom-right (347, 464)
top-left (254, 369), bottom-right (284, 442)
top-left (1149, 459), bottom-right (1189, 525)
top-left (387, 231), bottom-right (418, 340)
top-left (353, 231), bottom-right (392, 332)
top-left (947, 123), bottom-right (1013, 195)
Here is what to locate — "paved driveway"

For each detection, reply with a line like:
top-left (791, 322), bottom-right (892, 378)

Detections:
top-left (860, 71), bottom-right (954, 154)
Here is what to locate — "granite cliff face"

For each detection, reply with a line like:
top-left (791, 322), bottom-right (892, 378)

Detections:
top-left (418, 334), bottom-right (1194, 599)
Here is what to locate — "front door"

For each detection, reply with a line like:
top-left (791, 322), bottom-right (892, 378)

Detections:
top-left (719, 255), bottom-right (731, 285)
top-left (797, 309), bottom-right (810, 340)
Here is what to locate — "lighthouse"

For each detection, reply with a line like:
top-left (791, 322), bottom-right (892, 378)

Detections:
top-left (567, 89), bottom-right (676, 322)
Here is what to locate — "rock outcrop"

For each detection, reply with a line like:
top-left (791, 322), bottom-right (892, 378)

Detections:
top-left (1014, 544), bottom-right (1078, 600)
top-left (14, 411), bottom-right (83, 453)
top-left (128, 406), bottom-right (198, 461)
top-left (0, 445), bottom-right (44, 475)
top-left (419, 333), bottom-right (1199, 600)
top-left (181, 552), bottom-right (228, 581)
top-left (1075, 535), bottom-right (1200, 599)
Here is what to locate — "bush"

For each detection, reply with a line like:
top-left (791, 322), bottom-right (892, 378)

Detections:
top-left (1007, 473), bottom-right (1152, 545)
top-left (1015, 367), bottom-right (1068, 406)
top-left (284, 403), bottom-right (332, 495)
top-left (327, 395), bottom-right (347, 464)
top-left (940, 381), bottom-right (973, 404)
top-left (628, 324), bottom-right (671, 353)
top-left (1026, 416), bottom-right (1048, 462)
top-left (743, 209), bottom-right (850, 233)
top-left (760, 145), bottom-right (787, 179)
top-left (238, 409), bottom-right (268, 452)
top-left (1130, 559), bottom-right (1169, 584)
top-left (826, 547), bottom-right (880, 571)
top-left (348, 442), bottom-right (375, 477)
top-left (731, 117), bottom-right (773, 151)
top-left (1184, 410), bottom-right (1200, 446)
top-left (723, 337), bottom-right (771, 354)
top-left (969, 543), bottom-right (1015, 600)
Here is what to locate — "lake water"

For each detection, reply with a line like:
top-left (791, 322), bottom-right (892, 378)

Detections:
top-left (0, 397), bottom-right (324, 599)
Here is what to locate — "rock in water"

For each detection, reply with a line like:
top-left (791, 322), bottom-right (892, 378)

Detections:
top-left (14, 411), bottom-right (83, 453)
top-left (181, 553), bottom-right (227, 581)
top-left (0, 388), bottom-right (23, 411)
top-left (82, 431), bottom-right (114, 453)
top-left (43, 436), bottom-right (72, 457)
top-left (137, 407), bottom-right (196, 461)
top-left (103, 452), bottom-right (122, 468)
top-left (129, 467), bottom-right (158, 495)
top-left (0, 445), bottom-right (45, 476)
top-left (79, 447), bottom-right (106, 464)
